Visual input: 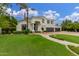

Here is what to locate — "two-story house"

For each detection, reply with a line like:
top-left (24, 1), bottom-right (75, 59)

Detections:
top-left (16, 16), bottom-right (61, 32)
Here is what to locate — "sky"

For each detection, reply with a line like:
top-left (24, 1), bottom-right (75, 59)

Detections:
top-left (28, 3), bottom-right (77, 17)
top-left (6, 3), bottom-right (79, 24)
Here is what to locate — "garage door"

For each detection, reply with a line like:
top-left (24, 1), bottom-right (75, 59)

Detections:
top-left (46, 28), bottom-right (54, 32)
top-left (55, 28), bottom-right (60, 32)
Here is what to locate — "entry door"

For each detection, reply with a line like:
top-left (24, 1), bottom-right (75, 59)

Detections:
top-left (34, 24), bottom-right (38, 32)
top-left (22, 24), bottom-right (27, 31)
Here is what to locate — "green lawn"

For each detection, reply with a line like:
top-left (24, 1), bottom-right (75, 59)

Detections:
top-left (68, 45), bottom-right (79, 55)
top-left (0, 34), bottom-right (73, 56)
top-left (51, 34), bottom-right (79, 44)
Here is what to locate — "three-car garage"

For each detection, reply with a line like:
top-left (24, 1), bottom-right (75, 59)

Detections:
top-left (46, 27), bottom-right (61, 32)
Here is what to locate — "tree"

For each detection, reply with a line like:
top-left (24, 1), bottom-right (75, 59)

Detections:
top-left (0, 15), bottom-right (9, 28)
top-left (0, 14), bottom-right (17, 33)
top-left (0, 3), bottom-right (10, 33)
top-left (0, 4), bottom-right (18, 33)
top-left (73, 22), bottom-right (79, 32)
top-left (66, 22), bottom-right (73, 31)
top-left (61, 19), bottom-right (79, 32)
top-left (17, 3), bottom-right (29, 29)
top-left (61, 19), bottom-right (73, 31)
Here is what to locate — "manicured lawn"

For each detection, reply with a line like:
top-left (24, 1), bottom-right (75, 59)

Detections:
top-left (0, 34), bottom-right (73, 56)
top-left (51, 34), bottom-right (79, 44)
top-left (68, 45), bottom-right (79, 55)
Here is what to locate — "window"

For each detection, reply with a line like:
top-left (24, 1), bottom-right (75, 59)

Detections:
top-left (47, 20), bottom-right (50, 24)
top-left (42, 19), bottom-right (44, 23)
top-left (51, 20), bottom-right (53, 24)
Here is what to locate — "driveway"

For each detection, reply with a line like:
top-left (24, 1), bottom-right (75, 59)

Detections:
top-left (42, 31), bottom-right (79, 36)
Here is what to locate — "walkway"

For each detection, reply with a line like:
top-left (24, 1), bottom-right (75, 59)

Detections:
top-left (34, 32), bottom-right (79, 55)
top-left (65, 45), bottom-right (79, 56)
top-left (37, 33), bottom-right (79, 47)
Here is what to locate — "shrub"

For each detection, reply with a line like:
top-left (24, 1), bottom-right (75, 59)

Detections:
top-left (13, 29), bottom-right (31, 34)
top-left (35, 31), bottom-right (41, 33)
top-left (13, 31), bottom-right (24, 34)
top-left (24, 29), bottom-right (31, 34)
top-left (2, 27), bottom-right (16, 34)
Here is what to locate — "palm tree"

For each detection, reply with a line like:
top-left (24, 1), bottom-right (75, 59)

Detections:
top-left (17, 4), bottom-right (36, 30)
top-left (17, 3), bottom-right (29, 29)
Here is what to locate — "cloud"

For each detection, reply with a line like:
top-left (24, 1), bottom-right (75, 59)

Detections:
top-left (17, 9), bottom-right (27, 16)
top-left (6, 8), bottom-right (12, 15)
top-left (64, 16), bottom-right (71, 20)
top-left (43, 10), bottom-right (60, 20)
top-left (6, 8), bottom-right (19, 16)
top-left (62, 12), bottom-right (79, 22)
top-left (6, 8), bottom-right (39, 17)
top-left (28, 8), bottom-right (38, 16)
top-left (62, 6), bottom-right (79, 22)
top-left (44, 10), bottom-right (56, 14)
top-left (18, 8), bottom-right (39, 17)
top-left (55, 13), bottom-right (60, 17)
top-left (12, 11), bottom-right (19, 16)
top-left (71, 12), bottom-right (79, 21)
top-left (75, 6), bottom-right (79, 10)
top-left (71, 12), bottom-right (79, 17)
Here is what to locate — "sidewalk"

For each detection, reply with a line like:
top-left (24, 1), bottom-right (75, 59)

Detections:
top-left (39, 33), bottom-right (79, 47)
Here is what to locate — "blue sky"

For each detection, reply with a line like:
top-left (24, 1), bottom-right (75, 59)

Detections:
top-left (28, 3), bottom-right (79, 17)
top-left (9, 3), bottom-right (79, 17)
top-left (8, 3), bottom-right (79, 24)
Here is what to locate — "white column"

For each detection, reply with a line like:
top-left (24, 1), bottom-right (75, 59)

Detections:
top-left (54, 28), bottom-right (55, 32)
top-left (32, 23), bottom-right (35, 32)
top-left (53, 26), bottom-right (55, 32)
top-left (60, 27), bottom-right (62, 31)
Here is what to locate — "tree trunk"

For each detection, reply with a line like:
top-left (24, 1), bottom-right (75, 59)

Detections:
top-left (0, 27), bottom-right (2, 34)
top-left (26, 8), bottom-right (28, 30)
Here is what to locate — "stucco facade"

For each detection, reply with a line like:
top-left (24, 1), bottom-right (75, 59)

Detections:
top-left (16, 16), bottom-right (61, 32)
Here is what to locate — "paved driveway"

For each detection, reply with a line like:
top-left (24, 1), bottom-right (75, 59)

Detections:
top-left (42, 31), bottom-right (79, 36)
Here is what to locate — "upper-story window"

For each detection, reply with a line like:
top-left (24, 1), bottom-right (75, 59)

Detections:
top-left (47, 20), bottom-right (50, 24)
top-left (42, 19), bottom-right (44, 23)
top-left (51, 20), bottom-right (53, 24)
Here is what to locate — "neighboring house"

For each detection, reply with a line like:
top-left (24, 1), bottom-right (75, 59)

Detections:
top-left (16, 16), bottom-right (61, 32)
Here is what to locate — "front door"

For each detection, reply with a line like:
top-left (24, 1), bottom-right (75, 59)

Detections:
top-left (21, 24), bottom-right (27, 31)
top-left (34, 23), bottom-right (38, 32)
